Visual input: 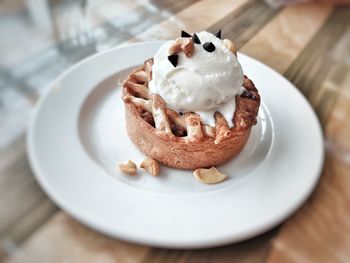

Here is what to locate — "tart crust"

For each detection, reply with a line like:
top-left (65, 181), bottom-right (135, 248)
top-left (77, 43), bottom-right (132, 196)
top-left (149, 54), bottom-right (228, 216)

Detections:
top-left (122, 59), bottom-right (260, 170)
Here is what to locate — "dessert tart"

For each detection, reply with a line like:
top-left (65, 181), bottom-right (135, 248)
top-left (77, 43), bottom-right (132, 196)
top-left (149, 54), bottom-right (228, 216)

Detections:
top-left (122, 31), bottom-right (260, 170)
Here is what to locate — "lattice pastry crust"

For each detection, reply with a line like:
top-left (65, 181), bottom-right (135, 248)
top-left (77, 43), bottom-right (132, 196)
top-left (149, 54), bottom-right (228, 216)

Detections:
top-left (122, 59), bottom-right (260, 169)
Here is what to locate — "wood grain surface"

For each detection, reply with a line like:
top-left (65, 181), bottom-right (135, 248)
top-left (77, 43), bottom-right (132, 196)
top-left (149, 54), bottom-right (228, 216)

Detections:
top-left (1, 0), bottom-right (349, 262)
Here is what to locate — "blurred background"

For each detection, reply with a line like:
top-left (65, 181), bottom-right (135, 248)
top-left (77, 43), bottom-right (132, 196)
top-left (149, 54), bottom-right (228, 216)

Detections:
top-left (0, 0), bottom-right (350, 262)
top-left (0, 0), bottom-right (182, 151)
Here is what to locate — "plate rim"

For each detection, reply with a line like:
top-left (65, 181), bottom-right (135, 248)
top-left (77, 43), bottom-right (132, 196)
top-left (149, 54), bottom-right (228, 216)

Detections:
top-left (27, 41), bottom-right (325, 249)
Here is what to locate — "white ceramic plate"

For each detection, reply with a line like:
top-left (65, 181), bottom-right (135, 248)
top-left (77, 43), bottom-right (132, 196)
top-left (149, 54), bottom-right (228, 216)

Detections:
top-left (27, 41), bottom-right (324, 249)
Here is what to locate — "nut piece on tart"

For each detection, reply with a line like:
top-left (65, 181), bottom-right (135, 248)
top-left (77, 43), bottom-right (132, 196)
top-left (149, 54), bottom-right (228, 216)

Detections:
top-left (122, 31), bottom-right (260, 170)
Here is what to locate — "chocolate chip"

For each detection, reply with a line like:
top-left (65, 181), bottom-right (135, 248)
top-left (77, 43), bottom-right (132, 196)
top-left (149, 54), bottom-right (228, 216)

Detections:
top-left (241, 90), bottom-right (248, 97)
top-left (181, 30), bottom-right (191, 38)
top-left (215, 29), bottom-right (221, 39)
top-left (241, 90), bottom-right (251, 98)
top-left (203, 42), bottom-right (215, 52)
top-left (192, 33), bottom-right (201, 44)
top-left (168, 54), bottom-right (178, 67)
top-left (171, 123), bottom-right (187, 137)
top-left (241, 90), bottom-right (256, 100)
top-left (141, 110), bottom-right (155, 127)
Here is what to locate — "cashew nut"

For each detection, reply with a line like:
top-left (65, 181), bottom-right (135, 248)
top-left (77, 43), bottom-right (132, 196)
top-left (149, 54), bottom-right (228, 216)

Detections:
top-left (193, 167), bottom-right (227, 184)
top-left (119, 160), bottom-right (137, 175)
top-left (140, 157), bottom-right (160, 176)
top-left (223, 39), bottom-right (237, 56)
top-left (168, 38), bottom-right (194, 57)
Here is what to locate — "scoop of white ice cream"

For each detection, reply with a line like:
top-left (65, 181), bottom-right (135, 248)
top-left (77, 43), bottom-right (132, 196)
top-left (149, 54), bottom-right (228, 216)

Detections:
top-left (149, 31), bottom-right (243, 127)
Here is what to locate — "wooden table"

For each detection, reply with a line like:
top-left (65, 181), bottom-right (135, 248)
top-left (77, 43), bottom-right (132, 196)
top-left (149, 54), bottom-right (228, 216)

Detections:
top-left (1, 0), bottom-right (349, 262)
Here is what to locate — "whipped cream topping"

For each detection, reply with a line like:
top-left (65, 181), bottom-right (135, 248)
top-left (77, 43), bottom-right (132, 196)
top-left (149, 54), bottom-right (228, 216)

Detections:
top-left (149, 31), bottom-right (243, 127)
